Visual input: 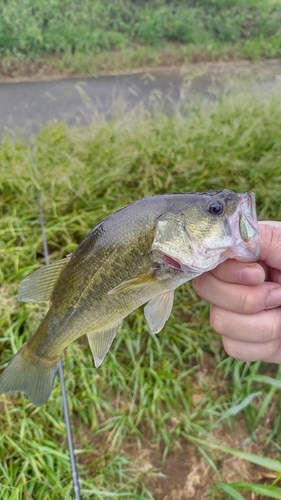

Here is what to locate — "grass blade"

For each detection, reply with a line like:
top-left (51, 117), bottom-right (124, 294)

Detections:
top-left (213, 483), bottom-right (246, 499)
top-left (230, 482), bottom-right (281, 499)
top-left (188, 437), bottom-right (281, 473)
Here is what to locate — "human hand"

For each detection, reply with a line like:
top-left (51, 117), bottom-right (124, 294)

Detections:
top-left (192, 222), bottom-right (281, 363)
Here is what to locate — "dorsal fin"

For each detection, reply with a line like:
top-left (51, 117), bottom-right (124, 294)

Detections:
top-left (18, 256), bottom-right (71, 303)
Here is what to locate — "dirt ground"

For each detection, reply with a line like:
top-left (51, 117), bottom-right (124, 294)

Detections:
top-left (74, 382), bottom-right (280, 500)
top-left (0, 57), bottom-right (281, 84)
top-left (135, 423), bottom-right (279, 500)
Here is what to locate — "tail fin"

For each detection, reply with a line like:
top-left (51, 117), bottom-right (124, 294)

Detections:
top-left (0, 343), bottom-right (60, 406)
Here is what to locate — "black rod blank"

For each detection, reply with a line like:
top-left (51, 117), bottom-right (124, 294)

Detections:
top-left (34, 163), bottom-right (82, 499)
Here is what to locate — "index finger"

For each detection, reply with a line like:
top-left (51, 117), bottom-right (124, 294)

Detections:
top-left (209, 260), bottom-right (265, 285)
top-left (209, 221), bottom-right (281, 285)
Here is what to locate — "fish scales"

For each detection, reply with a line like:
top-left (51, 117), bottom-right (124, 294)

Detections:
top-left (0, 190), bottom-right (260, 406)
top-left (39, 194), bottom-right (197, 352)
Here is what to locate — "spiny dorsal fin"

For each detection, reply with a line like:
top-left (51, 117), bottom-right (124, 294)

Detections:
top-left (144, 290), bottom-right (174, 334)
top-left (87, 322), bottom-right (121, 367)
top-left (18, 255), bottom-right (71, 303)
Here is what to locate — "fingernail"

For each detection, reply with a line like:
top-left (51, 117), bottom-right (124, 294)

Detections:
top-left (266, 288), bottom-right (281, 309)
top-left (238, 265), bottom-right (264, 284)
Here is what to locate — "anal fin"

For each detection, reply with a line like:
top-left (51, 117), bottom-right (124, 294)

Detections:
top-left (144, 290), bottom-right (174, 334)
top-left (87, 323), bottom-right (122, 367)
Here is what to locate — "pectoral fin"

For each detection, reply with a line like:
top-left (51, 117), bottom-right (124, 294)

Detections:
top-left (18, 255), bottom-right (71, 303)
top-left (108, 271), bottom-right (157, 295)
top-left (87, 323), bottom-right (121, 367)
top-left (144, 290), bottom-right (174, 334)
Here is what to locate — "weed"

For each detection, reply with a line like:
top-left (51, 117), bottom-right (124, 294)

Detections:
top-left (0, 1), bottom-right (281, 78)
top-left (1, 93), bottom-right (281, 498)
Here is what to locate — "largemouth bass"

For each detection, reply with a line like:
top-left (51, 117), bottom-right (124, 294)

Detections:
top-left (0, 190), bottom-right (260, 406)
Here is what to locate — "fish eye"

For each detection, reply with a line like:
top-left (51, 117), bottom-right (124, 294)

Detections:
top-left (207, 199), bottom-right (225, 216)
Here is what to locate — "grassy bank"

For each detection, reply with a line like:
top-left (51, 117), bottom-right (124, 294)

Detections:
top-left (1, 0), bottom-right (281, 79)
top-left (1, 93), bottom-right (281, 499)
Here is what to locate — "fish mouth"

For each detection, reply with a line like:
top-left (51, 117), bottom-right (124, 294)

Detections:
top-left (222, 192), bottom-right (261, 262)
top-left (152, 191), bottom-right (261, 277)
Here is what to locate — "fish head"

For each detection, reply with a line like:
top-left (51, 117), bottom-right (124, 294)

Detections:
top-left (152, 190), bottom-right (260, 275)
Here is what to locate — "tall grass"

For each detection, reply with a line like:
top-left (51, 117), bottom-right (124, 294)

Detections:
top-left (1, 93), bottom-right (281, 498)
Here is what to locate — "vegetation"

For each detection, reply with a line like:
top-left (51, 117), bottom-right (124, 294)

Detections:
top-left (1, 0), bottom-right (281, 78)
top-left (1, 92), bottom-right (281, 498)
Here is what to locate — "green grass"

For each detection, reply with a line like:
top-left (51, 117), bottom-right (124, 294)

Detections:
top-left (1, 93), bottom-right (281, 498)
top-left (1, 0), bottom-right (281, 78)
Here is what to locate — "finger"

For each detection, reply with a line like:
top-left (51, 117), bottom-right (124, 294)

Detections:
top-left (262, 341), bottom-right (281, 363)
top-left (222, 336), bottom-right (281, 362)
top-left (193, 273), bottom-right (281, 313)
top-left (269, 268), bottom-right (281, 285)
top-left (208, 260), bottom-right (265, 285)
top-left (210, 304), bottom-right (281, 343)
top-left (259, 222), bottom-right (281, 269)
top-left (260, 221), bottom-right (281, 227)
top-left (208, 221), bottom-right (281, 285)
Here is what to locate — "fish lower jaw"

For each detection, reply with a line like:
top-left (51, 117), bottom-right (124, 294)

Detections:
top-left (221, 241), bottom-right (261, 262)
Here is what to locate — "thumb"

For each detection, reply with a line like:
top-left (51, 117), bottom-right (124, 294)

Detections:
top-left (259, 221), bottom-right (281, 270)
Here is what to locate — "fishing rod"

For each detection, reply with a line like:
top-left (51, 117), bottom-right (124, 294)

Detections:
top-left (33, 154), bottom-right (82, 500)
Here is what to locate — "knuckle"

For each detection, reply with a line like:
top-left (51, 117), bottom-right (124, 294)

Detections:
top-left (222, 337), bottom-right (238, 359)
top-left (209, 305), bottom-right (225, 334)
top-left (259, 313), bottom-right (281, 343)
top-left (211, 259), bottom-right (239, 283)
top-left (260, 339), bottom-right (281, 360)
top-left (236, 289), bottom-right (262, 314)
top-left (192, 273), bottom-right (209, 297)
top-left (262, 224), bottom-right (281, 252)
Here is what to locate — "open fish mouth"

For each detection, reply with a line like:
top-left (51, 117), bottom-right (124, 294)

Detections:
top-left (222, 192), bottom-right (260, 262)
top-left (152, 190), bottom-right (261, 274)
